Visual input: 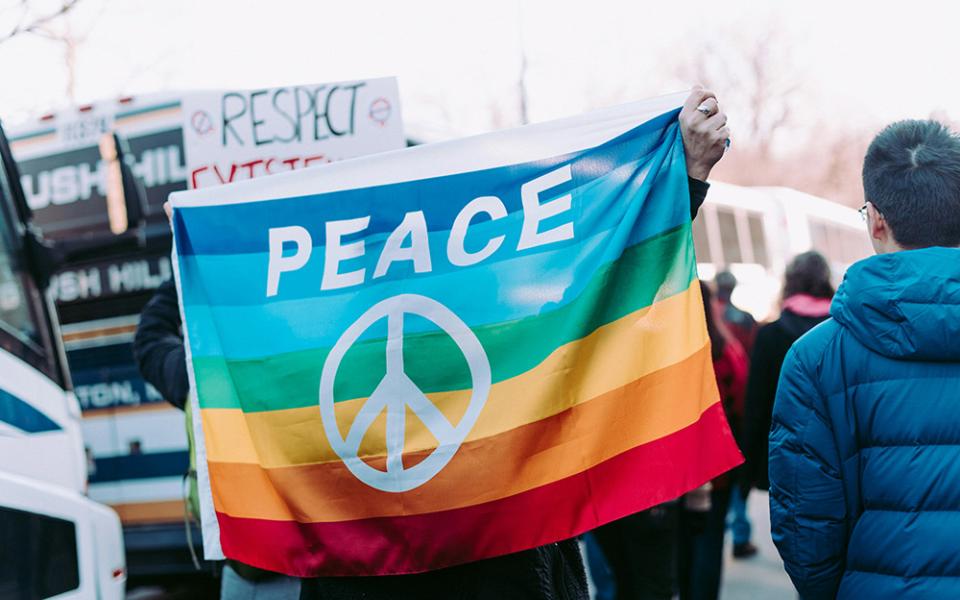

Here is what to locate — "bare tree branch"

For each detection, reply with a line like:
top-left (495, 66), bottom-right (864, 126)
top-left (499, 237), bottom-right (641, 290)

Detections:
top-left (0, 0), bottom-right (81, 44)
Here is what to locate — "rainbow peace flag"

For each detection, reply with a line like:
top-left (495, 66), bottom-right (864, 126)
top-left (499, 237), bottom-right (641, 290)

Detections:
top-left (171, 93), bottom-right (742, 577)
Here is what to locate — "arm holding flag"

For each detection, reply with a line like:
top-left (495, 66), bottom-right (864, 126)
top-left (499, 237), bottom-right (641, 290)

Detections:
top-left (679, 87), bottom-right (728, 218)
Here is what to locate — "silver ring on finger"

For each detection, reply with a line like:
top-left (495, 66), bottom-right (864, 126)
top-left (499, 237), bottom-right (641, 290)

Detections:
top-left (697, 105), bottom-right (711, 116)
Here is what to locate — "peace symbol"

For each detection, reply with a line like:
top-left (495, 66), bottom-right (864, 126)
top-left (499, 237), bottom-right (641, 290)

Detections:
top-left (318, 294), bottom-right (491, 493)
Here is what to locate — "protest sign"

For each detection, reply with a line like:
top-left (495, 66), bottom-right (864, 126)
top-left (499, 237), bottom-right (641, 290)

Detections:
top-left (171, 92), bottom-right (742, 576)
top-left (181, 77), bottom-right (403, 189)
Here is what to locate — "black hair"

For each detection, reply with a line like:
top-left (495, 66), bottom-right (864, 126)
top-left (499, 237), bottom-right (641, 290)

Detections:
top-left (862, 119), bottom-right (960, 248)
top-left (783, 251), bottom-right (834, 299)
top-left (714, 270), bottom-right (737, 300)
top-left (700, 280), bottom-right (728, 361)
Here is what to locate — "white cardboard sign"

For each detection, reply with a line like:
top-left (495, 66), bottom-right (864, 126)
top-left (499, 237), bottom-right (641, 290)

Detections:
top-left (181, 77), bottom-right (404, 189)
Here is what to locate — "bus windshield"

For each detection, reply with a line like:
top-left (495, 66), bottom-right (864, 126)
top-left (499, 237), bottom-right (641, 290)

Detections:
top-left (0, 149), bottom-right (54, 378)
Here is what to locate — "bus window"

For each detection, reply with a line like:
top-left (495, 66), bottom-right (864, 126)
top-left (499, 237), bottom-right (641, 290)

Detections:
top-left (0, 250), bottom-right (38, 348)
top-left (746, 212), bottom-right (769, 267)
top-left (843, 229), bottom-right (871, 264)
top-left (827, 225), bottom-right (849, 264)
top-left (692, 213), bottom-right (712, 263)
top-left (0, 506), bottom-right (80, 598)
top-left (716, 208), bottom-right (742, 264)
top-left (809, 221), bottom-right (830, 257)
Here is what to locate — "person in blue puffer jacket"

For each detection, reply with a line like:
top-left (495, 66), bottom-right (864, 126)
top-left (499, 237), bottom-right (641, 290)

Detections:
top-left (769, 119), bottom-right (960, 600)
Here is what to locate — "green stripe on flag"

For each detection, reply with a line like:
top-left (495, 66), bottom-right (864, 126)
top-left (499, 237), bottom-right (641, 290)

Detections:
top-left (194, 224), bottom-right (696, 412)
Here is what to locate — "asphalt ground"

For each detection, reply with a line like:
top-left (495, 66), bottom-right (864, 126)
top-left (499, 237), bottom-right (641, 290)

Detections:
top-left (720, 490), bottom-right (796, 600)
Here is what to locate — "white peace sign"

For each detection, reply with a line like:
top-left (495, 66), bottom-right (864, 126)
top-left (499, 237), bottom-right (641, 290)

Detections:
top-left (318, 294), bottom-right (491, 493)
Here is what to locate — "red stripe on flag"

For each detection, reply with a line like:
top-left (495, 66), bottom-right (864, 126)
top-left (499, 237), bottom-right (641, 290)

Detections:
top-left (215, 401), bottom-right (741, 577)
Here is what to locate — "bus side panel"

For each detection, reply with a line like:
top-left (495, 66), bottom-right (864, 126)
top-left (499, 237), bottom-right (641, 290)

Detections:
top-left (0, 349), bottom-right (85, 492)
top-left (65, 325), bottom-right (190, 524)
top-left (63, 312), bottom-right (204, 577)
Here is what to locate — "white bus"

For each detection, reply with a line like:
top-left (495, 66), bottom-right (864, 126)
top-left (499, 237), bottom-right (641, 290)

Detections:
top-left (0, 122), bottom-right (125, 599)
top-left (694, 182), bottom-right (873, 320)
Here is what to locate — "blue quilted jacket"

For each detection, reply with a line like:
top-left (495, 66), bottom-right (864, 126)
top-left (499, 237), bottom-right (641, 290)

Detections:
top-left (769, 247), bottom-right (960, 599)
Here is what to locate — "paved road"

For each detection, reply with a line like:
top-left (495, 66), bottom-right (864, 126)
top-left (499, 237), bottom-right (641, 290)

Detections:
top-left (721, 490), bottom-right (796, 600)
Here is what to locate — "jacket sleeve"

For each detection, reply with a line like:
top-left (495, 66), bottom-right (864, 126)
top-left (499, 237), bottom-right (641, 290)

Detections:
top-left (742, 325), bottom-right (779, 488)
top-left (132, 279), bottom-right (189, 410)
top-left (768, 344), bottom-right (847, 600)
top-left (688, 177), bottom-right (709, 220)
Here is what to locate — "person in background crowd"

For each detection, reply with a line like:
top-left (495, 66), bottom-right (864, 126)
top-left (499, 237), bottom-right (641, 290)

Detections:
top-left (134, 234), bottom-right (302, 599)
top-left (769, 119), bottom-right (960, 599)
top-left (583, 534), bottom-right (616, 600)
top-left (714, 271), bottom-right (756, 355)
top-left (741, 251), bottom-right (833, 492)
top-left (585, 87), bottom-right (730, 600)
top-left (675, 281), bottom-right (747, 600)
top-left (713, 270), bottom-right (757, 560)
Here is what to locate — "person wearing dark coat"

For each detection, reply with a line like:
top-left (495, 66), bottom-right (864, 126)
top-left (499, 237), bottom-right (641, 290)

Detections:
top-left (132, 278), bottom-right (189, 409)
top-left (769, 119), bottom-right (960, 599)
top-left (741, 251), bottom-right (833, 491)
top-left (133, 279), bottom-right (303, 598)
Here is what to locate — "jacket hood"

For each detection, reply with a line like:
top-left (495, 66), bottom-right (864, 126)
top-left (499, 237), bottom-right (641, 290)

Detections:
top-left (831, 247), bottom-right (960, 361)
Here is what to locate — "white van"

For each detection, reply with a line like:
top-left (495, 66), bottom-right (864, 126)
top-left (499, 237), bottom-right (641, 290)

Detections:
top-left (0, 472), bottom-right (125, 599)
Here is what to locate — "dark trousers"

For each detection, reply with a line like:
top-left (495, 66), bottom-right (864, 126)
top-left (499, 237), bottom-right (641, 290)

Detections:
top-left (677, 486), bottom-right (732, 600)
top-left (299, 539), bottom-right (587, 600)
top-left (591, 504), bottom-right (680, 600)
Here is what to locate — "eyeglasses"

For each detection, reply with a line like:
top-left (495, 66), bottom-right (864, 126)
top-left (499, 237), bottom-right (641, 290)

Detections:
top-left (858, 203), bottom-right (868, 222)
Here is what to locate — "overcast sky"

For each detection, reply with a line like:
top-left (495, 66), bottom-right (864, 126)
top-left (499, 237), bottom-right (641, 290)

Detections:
top-left (1, 0), bottom-right (958, 142)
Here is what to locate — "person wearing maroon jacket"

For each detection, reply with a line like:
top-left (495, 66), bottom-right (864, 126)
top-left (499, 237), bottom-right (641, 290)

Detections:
top-left (713, 270), bottom-right (758, 559)
top-left (675, 281), bottom-right (748, 600)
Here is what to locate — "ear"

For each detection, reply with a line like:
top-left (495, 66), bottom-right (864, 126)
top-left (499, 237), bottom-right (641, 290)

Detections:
top-left (867, 202), bottom-right (889, 243)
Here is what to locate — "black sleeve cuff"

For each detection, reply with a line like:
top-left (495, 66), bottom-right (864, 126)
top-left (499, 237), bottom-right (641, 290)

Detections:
top-left (688, 176), bottom-right (710, 220)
